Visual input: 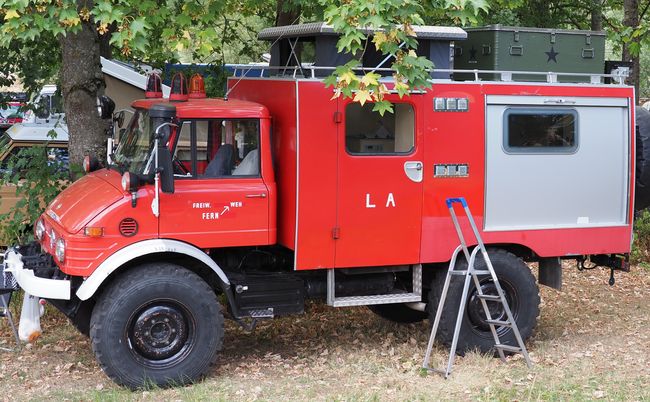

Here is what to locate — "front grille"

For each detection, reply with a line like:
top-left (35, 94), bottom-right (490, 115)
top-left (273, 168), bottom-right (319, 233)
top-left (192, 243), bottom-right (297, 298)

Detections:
top-left (1, 265), bottom-right (18, 290)
top-left (119, 218), bottom-right (138, 237)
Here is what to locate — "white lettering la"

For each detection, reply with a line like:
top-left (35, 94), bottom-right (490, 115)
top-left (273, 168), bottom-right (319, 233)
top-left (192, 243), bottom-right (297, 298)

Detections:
top-left (386, 193), bottom-right (396, 207)
top-left (365, 193), bottom-right (376, 208)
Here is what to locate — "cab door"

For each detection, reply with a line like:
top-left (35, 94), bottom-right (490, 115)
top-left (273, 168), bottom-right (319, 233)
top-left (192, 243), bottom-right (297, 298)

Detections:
top-left (159, 118), bottom-right (270, 248)
top-left (334, 98), bottom-right (424, 268)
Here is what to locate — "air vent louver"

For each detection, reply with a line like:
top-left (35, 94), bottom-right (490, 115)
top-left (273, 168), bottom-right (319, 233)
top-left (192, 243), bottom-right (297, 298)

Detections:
top-left (119, 218), bottom-right (138, 237)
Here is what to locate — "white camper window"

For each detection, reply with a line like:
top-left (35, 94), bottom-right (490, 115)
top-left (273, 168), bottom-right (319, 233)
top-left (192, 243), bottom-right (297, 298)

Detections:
top-left (504, 109), bottom-right (578, 153)
top-left (345, 103), bottom-right (415, 155)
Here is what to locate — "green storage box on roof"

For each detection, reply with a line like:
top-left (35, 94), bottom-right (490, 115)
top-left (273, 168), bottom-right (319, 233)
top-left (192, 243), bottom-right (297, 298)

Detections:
top-left (453, 25), bottom-right (605, 82)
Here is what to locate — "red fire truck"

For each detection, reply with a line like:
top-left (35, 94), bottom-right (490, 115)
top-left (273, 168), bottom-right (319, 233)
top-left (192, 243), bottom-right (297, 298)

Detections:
top-left (1, 24), bottom-right (640, 388)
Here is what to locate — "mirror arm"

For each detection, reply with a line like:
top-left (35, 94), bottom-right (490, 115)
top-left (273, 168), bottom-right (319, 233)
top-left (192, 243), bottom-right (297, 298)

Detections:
top-left (151, 135), bottom-right (160, 217)
top-left (149, 121), bottom-right (178, 217)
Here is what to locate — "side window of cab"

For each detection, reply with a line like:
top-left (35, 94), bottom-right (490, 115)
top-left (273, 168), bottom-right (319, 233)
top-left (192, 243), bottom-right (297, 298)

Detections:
top-left (172, 119), bottom-right (260, 179)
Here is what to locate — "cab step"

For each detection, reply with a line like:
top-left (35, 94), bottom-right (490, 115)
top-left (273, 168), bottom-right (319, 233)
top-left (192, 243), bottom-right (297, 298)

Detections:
top-left (248, 308), bottom-right (275, 319)
top-left (326, 265), bottom-right (422, 308)
top-left (330, 293), bottom-right (422, 307)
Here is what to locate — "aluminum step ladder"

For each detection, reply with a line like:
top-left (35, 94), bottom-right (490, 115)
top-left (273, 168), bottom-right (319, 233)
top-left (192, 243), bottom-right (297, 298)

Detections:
top-left (422, 197), bottom-right (532, 377)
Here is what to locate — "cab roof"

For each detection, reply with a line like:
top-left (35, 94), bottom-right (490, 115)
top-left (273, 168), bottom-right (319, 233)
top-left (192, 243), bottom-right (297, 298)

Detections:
top-left (131, 98), bottom-right (270, 119)
top-left (5, 123), bottom-right (69, 142)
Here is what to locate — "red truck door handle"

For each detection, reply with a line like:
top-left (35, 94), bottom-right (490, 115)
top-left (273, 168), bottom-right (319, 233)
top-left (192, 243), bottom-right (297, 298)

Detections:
top-left (246, 193), bottom-right (267, 198)
top-left (404, 161), bottom-right (424, 183)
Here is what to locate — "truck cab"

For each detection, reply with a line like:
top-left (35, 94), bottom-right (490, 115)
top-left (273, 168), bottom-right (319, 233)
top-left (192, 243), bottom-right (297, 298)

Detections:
top-left (36, 97), bottom-right (276, 280)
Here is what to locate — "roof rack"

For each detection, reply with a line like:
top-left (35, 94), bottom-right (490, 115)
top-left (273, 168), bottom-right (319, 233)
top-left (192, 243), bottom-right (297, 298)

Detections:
top-left (229, 64), bottom-right (630, 85)
top-left (258, 22), bottom-right (467, 41)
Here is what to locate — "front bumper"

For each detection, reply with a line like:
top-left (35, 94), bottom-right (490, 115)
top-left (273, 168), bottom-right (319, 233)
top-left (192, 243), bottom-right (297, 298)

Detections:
top-left (2, 247), bottom-right (70, 300)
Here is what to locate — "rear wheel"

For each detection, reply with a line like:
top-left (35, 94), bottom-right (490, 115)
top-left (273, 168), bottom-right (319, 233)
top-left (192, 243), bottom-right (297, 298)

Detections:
top-left (635, 106), bottom-right (650, 210)
top-left (368, 303), bottom-right (427, 323)
top-left (90, 263), bottom-right (223, 389)
top-left (427, 248), bottom-right (539, 354)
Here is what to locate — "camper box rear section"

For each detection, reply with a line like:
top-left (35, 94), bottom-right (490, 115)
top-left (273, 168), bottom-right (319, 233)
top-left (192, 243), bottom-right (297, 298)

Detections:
top-left (228, 77), bottom-right (635, 271)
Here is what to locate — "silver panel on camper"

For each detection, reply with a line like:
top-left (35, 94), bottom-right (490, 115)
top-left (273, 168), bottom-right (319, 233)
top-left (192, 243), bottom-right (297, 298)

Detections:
top-left (484, 95), bottom-right (629, 231)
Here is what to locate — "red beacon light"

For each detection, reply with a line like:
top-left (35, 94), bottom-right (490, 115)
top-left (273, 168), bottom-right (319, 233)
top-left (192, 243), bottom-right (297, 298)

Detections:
top-left (169, 72), bottom-right (189, 102)
top-left (145, 73), bottom-right (163, 98)
top-left (189, 73), bottom-right (206, 99)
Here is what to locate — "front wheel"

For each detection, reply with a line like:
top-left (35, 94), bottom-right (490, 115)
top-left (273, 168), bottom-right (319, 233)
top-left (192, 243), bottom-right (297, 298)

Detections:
top-left (90, 263), bottom-right (224, 389)
top-left (428, 248), bottom-right (540, 354)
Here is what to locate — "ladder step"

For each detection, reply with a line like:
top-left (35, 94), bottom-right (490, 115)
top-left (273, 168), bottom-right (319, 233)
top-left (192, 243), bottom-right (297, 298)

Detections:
top-left (449, 270), bottom-right (491, 276)
top-left (476, 294), bottom-right (502, 302)
top-left (494, 344), bottom-right (522, 353)
top-left (486, 319), bottom-right (512, 327)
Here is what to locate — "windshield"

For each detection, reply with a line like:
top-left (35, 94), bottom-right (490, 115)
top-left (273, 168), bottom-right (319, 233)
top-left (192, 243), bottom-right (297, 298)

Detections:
top-left (112, 109), bottom-right (154, 174)
top-left (0, 104), bottom-right (22, 119)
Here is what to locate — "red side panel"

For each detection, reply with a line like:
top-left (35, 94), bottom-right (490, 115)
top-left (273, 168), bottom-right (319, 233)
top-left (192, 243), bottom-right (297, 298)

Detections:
top-left (228, 79), bottom-right (297, 250)
top-left (420, 83), bottom-right (486, 262)
top-left (294, 82), bottom-right (338, 269)
top-left (420, 83), bottom-right (635, 263)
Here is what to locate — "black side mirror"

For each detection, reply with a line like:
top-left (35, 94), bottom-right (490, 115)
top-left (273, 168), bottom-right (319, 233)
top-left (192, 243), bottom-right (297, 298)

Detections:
top-left (158, 145), bottom-right (174, 194)
top-left (96, 95), bottom-right (115, 119)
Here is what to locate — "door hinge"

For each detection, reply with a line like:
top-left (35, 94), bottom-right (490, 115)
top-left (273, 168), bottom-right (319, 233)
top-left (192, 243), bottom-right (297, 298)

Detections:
top-left (333, 111), bottom-right (342, 124)
top-left (332, 227), bottom-right (340, 239)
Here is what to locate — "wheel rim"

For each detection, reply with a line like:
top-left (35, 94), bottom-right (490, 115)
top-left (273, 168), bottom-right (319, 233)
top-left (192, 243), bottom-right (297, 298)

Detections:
top-left (466, 278), bottom-right (519, 337)
top-left (126, 300), bottom-right (196, 368)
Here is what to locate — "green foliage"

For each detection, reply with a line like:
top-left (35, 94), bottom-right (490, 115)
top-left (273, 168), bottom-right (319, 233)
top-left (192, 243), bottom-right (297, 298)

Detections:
top-left (0, 133), bottom-right (70, 245)
top-left (320, 0), bottom-right (487, 112)
top-left (632, 209), bottom-right (650, 264)
top-left (423, 0), bottom-right (491, 25)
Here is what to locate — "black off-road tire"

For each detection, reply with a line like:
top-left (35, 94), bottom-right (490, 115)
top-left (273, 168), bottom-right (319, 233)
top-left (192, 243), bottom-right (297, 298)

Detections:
top-left (368, 303), bottom-right (428, 323)
top-left (636, 106), bottom-right (650, 210)
top-left (427, 248), bottom-right (540, 354)
top-left (90, 263), bottom-right (224, 389)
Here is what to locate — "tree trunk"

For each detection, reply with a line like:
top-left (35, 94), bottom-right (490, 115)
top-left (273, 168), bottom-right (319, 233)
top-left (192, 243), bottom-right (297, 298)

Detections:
top-left (622, 0), bottom-right (640, 103)
top-left (59, 2), bottom-right (108, 176)
top-left (275, 0), bottom-right (301, 26)
top-left (98, 23), bottom-right (117, 59)
top-left (591, 0), bottom-right (603, 31)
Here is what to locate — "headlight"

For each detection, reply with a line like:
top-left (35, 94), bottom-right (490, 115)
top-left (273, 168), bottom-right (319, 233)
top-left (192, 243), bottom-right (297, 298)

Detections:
top-left (35, 219), bottom-right (45, 240)
top-left (49, 229), bottom-right (57, 249)
top-left (55, 238), bottom-right (65, 262)
top-left (121, 171), bottom-right (130, 192)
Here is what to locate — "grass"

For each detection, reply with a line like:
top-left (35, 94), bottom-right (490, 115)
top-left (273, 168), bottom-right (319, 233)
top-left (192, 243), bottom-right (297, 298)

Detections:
top-left (1, 264), bottom-right (649, 401)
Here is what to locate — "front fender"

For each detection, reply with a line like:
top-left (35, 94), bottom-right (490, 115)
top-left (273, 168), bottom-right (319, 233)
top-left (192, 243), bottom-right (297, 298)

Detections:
top-left (75, 239), bottom-right (230, 301)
